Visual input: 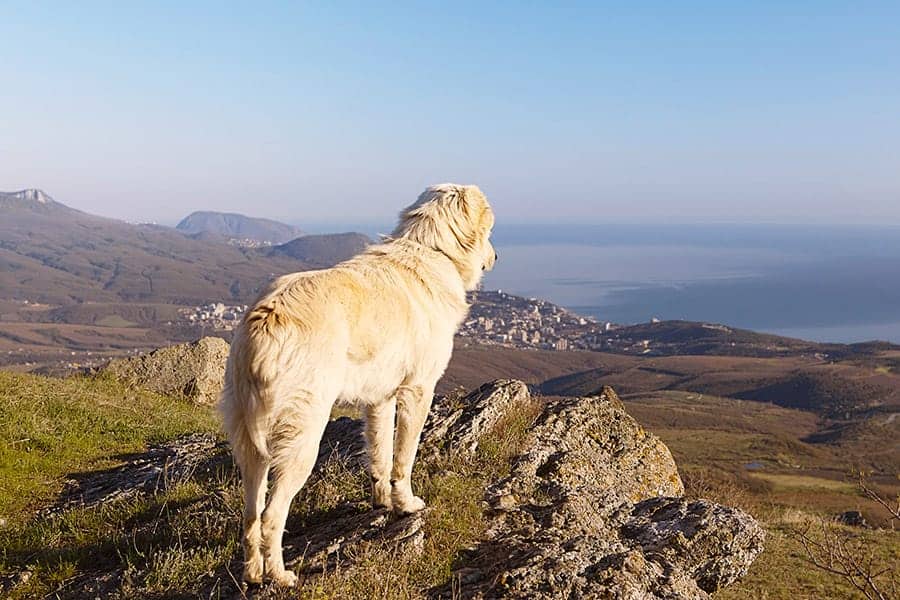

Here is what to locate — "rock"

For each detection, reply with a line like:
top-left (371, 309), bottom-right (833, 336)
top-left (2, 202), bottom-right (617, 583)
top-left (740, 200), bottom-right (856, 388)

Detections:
top-left (622, 497), bottom-right (766, 594)
top-left (431, 386), bottom-right (757, 599)
top-left (422, 379), bottom-right (531, 456)
top-left (48, 433), bottom-right (228, 514)
top-left (273, 380), bottom-right (763, 598)
top-left (102, 336), bottom-right (230, 404)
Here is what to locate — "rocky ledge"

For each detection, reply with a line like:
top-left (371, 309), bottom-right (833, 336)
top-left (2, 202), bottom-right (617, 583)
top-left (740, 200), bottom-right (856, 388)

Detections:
top-left (276, 379), bottom-right (763, 598)
top-left (55, 377), bottom-right (763, 598)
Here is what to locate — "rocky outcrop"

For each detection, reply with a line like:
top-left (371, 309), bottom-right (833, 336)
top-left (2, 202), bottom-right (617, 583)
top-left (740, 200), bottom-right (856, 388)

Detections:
top-left (281, 380), bottom-right (764, 598)
top-left (102, 336), bottom-right (229, 404)
top-left (50, 378), bottom-right (763, 598)
top-left (48, 433), bottom-right (227, 514)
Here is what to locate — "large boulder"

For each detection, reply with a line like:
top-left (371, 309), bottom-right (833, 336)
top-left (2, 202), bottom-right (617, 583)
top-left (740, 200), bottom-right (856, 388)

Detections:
top-left (102, 336), bottom-right (229, 404)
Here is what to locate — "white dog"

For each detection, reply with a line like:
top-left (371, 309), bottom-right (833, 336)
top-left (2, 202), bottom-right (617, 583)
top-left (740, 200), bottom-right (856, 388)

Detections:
top-left (219, 184), bottom-right (496, 586)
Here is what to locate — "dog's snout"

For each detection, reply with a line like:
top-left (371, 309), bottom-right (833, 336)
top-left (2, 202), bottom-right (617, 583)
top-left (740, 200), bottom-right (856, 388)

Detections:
top-left (494, 251), bottom-right (498, 261)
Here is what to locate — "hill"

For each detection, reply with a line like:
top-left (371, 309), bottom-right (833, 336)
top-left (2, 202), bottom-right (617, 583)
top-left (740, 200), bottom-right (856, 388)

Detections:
top-left (269, 232), bottom-right (372, 267)
top-left (592, 320), bottom-right (868, 358)
top-left (3, 367), bottom-right (897, 598)
top-left (446, 345), bottom-right (900, 420)
top-left (0, 189), bottom-right (313, 306)
top-left (175, 210), bottom-right (302, 245)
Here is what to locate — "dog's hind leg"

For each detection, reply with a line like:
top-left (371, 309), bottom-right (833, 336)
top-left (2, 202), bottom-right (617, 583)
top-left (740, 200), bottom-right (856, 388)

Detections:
top-left (261, 396), bottom-right (331, 587)
top-left (365, 399), bottom-right (396, 510)
top-left (391, 383), bottom-right (434, 515)
top-left (236, 446), bottom-right (268, 584)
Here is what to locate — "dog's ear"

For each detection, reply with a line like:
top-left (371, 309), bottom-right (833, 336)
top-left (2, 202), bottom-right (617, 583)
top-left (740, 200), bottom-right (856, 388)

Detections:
top-left (393, 184), bottom-right (488, 257)
top-left (443, 185), bottom-right (486, 251)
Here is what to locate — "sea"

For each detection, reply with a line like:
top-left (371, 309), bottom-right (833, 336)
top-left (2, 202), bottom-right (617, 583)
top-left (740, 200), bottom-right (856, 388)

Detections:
top-left (480, 224), bottom-right (900, 344)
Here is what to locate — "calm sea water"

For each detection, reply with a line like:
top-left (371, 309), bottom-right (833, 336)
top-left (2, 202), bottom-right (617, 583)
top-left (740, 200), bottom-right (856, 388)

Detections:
top-left (482, 224), bottom-right (900, 344)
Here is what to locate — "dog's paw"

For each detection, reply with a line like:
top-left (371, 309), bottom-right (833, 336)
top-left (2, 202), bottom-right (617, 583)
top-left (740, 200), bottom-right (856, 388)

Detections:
top-left (372, 480), bottom-right (393, 510)
top-left (242, 559), bottom-right (264, 585)
top-left (270, 569), bottom-right (299, 587)
top-left (392, 494), bottom-right (426, 516)
top-left (373, 498), bottom-right (393, 511)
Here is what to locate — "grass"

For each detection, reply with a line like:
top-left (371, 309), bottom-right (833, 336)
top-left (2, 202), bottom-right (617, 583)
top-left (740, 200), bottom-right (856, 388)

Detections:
top-left (748, 472), bottom-right (858, 493)
top-left (0, 370), bottom-right (218, 521)
top-left (2, 471), bottom-right (243, 599)
top-left (3, 370), bottom-right (897, 599)
top-left (717, 521), bottom-right (900, 600)
top-left (0, 373), bottom-right (544, 599)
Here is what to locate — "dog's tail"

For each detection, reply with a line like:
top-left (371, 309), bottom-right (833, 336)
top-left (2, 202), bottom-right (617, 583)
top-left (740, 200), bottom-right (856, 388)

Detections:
top-left (219, 351), bottom-right (271, 463)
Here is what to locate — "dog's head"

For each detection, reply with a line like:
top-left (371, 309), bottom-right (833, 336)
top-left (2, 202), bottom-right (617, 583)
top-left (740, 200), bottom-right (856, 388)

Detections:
top-left (393, 183), bottom-right (496, 290)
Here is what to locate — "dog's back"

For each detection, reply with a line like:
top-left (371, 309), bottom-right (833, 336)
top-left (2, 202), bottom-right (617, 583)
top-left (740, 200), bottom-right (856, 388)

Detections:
top-left (220, 241), bottom-right (467, 461)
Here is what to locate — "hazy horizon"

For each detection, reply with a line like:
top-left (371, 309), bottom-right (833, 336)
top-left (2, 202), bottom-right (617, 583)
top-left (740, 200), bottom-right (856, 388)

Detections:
top-left (8, 187), bottom-right (900, 232)
top-left (3, 2), bottom-right (900, 225)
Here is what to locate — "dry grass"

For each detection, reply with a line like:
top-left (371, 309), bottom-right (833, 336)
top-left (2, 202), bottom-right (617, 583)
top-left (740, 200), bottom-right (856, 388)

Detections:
top-left (748, 472), bottom-right (858, 493)
top-left (0, 375), bottom-right (544, 599)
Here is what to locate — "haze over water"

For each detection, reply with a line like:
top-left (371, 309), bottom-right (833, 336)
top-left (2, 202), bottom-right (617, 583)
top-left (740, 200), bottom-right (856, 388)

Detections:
top-left (482, 224), bottom-right (900, 344)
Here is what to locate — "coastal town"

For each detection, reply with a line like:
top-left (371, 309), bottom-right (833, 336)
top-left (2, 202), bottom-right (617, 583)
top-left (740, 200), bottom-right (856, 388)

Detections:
top-left (178, 302), bottom-right (249, 330)
top-left (459, 290), bottom-right (612, 351)
top-left (174, 290), bottom-right (660, 354)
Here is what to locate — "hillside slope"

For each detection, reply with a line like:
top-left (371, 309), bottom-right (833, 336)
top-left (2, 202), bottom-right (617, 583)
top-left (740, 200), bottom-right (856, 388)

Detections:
top-left (269, 232), bottom-right (371, 267)
top-left (0, 190), bottom-right (307, 305)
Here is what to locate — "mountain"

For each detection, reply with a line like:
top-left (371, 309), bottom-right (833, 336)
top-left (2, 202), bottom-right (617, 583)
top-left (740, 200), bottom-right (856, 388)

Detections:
top-left (0, 189), bottom-right (80, 216)
top-left (0, 190), bottom-right (308, 306)
top-left (269, 232), bottom-right (371, 267)
top-left (175, 211), bottom-right (302, 245)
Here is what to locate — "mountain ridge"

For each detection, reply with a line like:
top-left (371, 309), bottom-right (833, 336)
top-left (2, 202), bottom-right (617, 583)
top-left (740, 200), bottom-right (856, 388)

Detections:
top-left (0, 190), bottom-right (369, 306)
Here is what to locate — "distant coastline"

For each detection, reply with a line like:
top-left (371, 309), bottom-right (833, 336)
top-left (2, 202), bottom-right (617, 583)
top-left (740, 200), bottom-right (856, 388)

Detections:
top-left (483, 224), bottom-right (900, 344)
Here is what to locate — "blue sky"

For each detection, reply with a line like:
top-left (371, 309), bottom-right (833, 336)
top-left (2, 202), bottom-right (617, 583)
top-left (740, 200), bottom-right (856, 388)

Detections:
top-left (2, 1), bottom-right (899, 225)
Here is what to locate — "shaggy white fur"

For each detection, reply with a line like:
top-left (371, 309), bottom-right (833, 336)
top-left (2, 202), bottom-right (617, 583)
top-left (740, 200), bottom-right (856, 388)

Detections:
top-left (219, 184), bottom-right (496, 586)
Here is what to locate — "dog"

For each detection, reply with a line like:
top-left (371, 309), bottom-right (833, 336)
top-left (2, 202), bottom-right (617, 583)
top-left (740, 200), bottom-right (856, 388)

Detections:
top-left (219, 183), bottom-right (496, 586)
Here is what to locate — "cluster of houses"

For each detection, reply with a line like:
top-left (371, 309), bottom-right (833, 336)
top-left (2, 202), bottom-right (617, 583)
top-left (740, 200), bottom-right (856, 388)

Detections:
top-left (459, 290), bottom-right (616, 351)
top-left (179, 302), bottom-right (249, 330)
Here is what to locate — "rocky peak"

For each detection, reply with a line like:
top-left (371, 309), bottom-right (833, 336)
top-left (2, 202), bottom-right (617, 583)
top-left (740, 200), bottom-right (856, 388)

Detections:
top-left (13, 188), bottom-right (52, 203)
top-left (0, 188), bottom-right (54, 207)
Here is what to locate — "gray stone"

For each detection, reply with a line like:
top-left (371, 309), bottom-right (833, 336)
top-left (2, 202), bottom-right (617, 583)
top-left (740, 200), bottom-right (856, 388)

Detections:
top-left (278, 381), bottom-right (764, 599)
top-left (102, 336), bottom-right (230, 404)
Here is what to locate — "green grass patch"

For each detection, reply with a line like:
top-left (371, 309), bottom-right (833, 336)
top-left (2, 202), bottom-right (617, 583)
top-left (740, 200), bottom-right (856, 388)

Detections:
top-left (0, 370), bottom-right (218, 520)
top-left (94, 315), bottom-right (137, 328)
top-left (1, 373), bottom-right (544, 599)
top-left (748, 472), bottom-right (857, 493)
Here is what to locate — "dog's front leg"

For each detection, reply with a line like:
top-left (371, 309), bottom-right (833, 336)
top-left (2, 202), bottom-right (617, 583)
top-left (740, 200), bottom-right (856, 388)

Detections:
top-left (390, 383), bottom-right (433, 515)
top-left (365, 399), bottom-right (396, 510)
